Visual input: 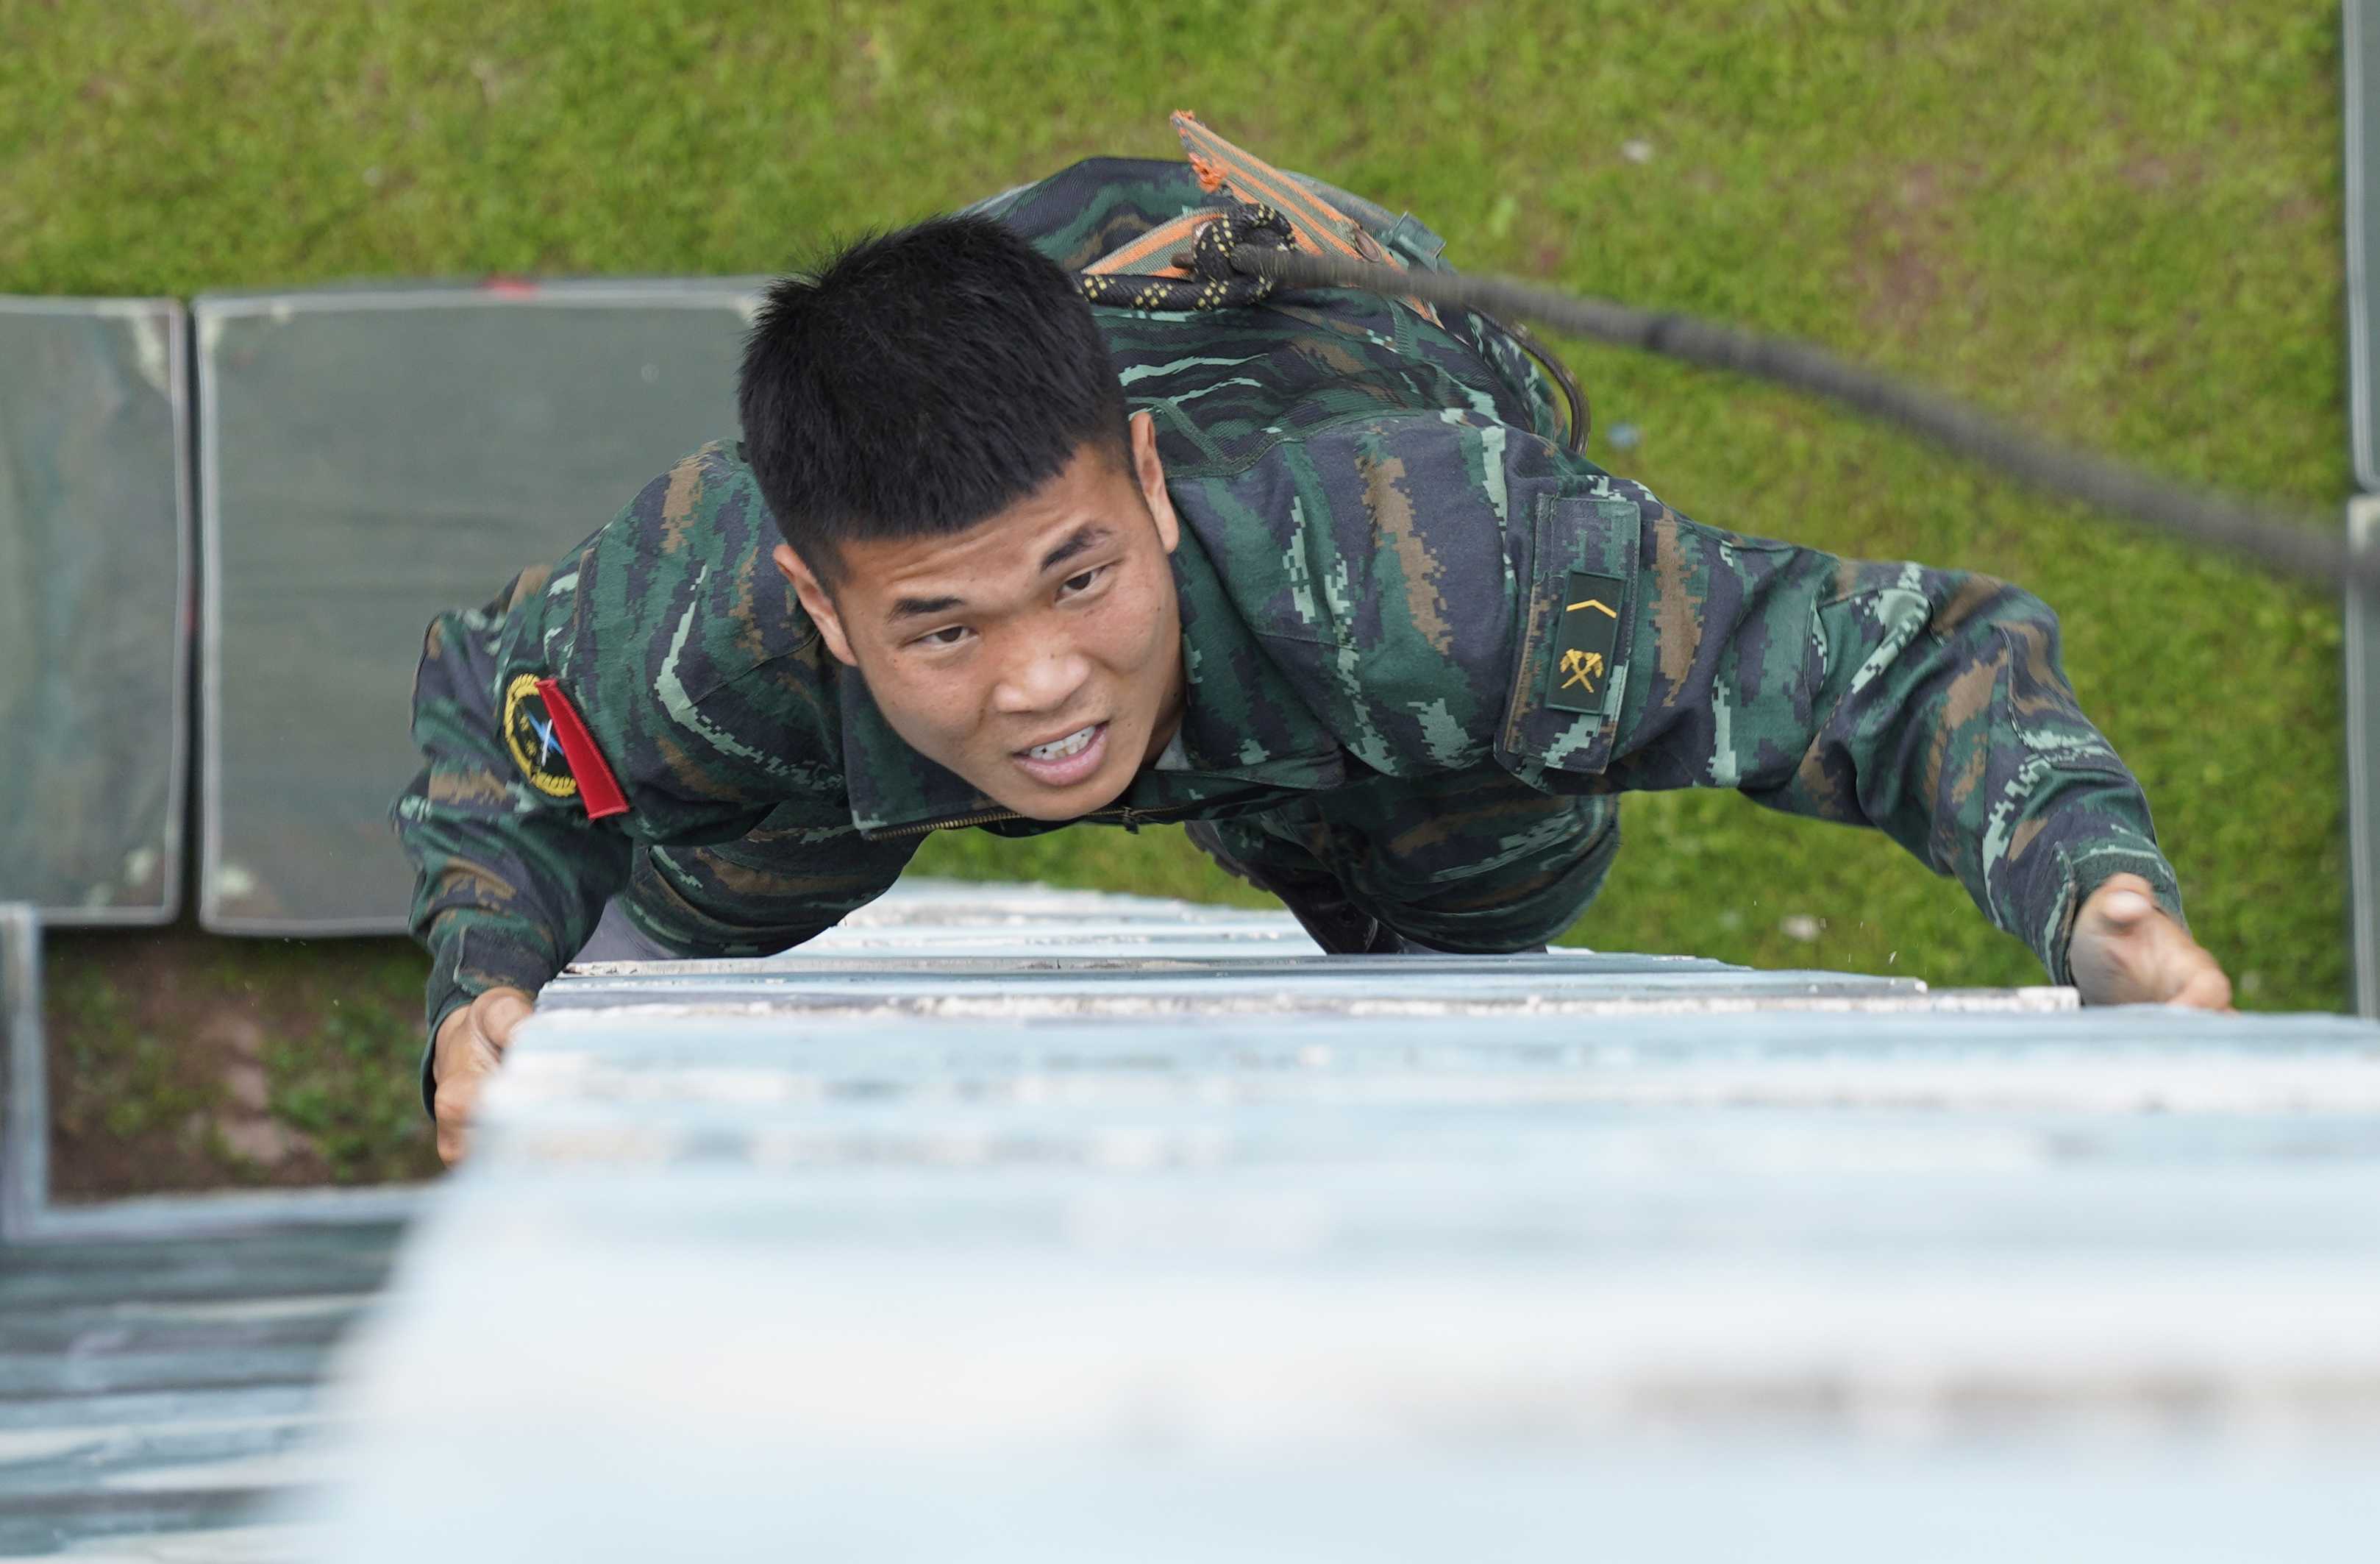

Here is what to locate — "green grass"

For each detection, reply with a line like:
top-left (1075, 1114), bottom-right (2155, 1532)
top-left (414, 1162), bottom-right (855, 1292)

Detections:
top-left (44, 967), bottom-right (228, 1152)
top-left (262, 999), bottom-right (437, 1185)
top-left (2, 0), bottom-right (2356, 1109)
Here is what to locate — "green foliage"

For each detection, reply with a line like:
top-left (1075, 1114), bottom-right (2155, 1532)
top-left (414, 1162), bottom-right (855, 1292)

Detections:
top-left (41, 931), bottom-right (441, 1195)
top-left (46, 964), bottom-right (232, 1161)
top-left (1, 0), bottom-right (2356, 1014)
top-left (263, 1000), bottom-right (432, 1185)
top-left (911, 825), bottom-right (1274, 908)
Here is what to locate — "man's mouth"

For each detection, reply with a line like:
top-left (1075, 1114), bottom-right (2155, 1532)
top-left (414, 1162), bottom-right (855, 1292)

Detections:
top-left (1012, 722), bottom-right (1109, 788)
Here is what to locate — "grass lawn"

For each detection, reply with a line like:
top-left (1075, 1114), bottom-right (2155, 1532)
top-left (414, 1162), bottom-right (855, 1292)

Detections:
top-left (4, 0), bottom-right (2356, 1188)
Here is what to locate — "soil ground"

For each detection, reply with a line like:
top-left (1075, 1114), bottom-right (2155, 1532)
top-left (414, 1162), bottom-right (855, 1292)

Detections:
top-left (41, 926), bottom-right (439, 1198)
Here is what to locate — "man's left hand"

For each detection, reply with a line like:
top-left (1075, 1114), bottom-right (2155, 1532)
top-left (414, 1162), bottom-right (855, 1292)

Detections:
top-left (2067, 872), bottom-right (2232, 1009)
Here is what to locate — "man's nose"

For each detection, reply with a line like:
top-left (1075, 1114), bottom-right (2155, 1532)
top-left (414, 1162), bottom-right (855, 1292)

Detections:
top-left (990, 634), bottom-right (1090, 714)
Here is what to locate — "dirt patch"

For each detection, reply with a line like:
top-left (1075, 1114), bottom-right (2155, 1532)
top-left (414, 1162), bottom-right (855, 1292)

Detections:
top-left (2122, 155), bottom-right (2181, 193)
top-left (41, 927), bottom-right (442, 1199)
top-left (1850, 161), bottom-right (1965, 340)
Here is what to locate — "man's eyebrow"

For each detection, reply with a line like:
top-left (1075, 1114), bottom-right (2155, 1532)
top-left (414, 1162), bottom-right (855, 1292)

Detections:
top-left (887, 593), bottom-right (964, 625)
top-left (1038, 524), bottom-right (1113, 575)
top-left (883, 526), bottom-right (1115, 625)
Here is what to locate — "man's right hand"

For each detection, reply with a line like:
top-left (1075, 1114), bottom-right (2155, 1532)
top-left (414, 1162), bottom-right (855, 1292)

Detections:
top-left (432, 987), bottom-right (535, 1166)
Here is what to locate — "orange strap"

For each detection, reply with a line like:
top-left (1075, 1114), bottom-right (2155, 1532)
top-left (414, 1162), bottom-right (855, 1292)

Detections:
top-left (1081, 112), bottom-right (1441, 325)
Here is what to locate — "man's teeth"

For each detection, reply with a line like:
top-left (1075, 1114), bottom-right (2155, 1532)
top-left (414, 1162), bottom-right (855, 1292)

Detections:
top-left (1025, 726), bottom-right (1097, 762)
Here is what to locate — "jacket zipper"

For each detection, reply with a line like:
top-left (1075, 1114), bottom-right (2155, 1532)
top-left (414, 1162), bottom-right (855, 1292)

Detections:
top-left (871, 802), bottom-right (1184, 839)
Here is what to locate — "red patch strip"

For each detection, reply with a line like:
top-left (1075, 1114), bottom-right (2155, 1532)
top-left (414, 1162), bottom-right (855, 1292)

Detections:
top-left (535, 678), bottom-right (629, 820)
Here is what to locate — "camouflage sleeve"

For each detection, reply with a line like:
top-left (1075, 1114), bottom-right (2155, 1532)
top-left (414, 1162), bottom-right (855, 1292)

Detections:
top-left (395, 449), bottom-right (872, 1115)
top-left (1518, 474), bottom-right (2182, 983)
top-left (393, 563), bottom-right (635, 1058)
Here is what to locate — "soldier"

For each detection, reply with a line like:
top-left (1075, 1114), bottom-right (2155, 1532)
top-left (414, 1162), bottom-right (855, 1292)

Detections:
top-left (400, 119), bottom-right (2229, 1165)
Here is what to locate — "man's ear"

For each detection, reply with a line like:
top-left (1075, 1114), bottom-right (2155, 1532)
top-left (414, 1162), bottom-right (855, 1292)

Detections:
top-left (773, 542), bottom-right (858, 667)
top-left (1128, 409), bottom-right (1180, 554)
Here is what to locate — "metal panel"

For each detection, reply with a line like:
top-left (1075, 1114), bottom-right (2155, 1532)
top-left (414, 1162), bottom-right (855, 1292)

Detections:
top-left (2354, 497), bottom-right (2379, 1017)
top-left (0, 299), bottom-right (189, 925)
top-left (0, 1226), bottom-right (402, 1560)
top-left (1, 902), bottom-right (44, 1240)
top-left (304, 882), bottom-right (2380, 1562)
top-left (195, 279), bottom-right (762, 934)
top-left (2352, 0), bottom-right (2380, 490)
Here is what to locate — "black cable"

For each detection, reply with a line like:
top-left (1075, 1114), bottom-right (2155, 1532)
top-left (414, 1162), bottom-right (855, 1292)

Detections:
top-left (1197, 244), bottom-right (2371, 592)
top-left (1481, 312), bottom-right (1589, 455)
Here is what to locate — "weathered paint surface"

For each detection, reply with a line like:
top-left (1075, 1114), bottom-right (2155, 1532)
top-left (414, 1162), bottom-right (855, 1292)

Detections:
top-left (2349, 499), bottom-right (2379, 1014)
top-left (196, 280), bottom-right (759, 934)
top-left (0, 1226), bottom-right (402, 1560)
top-left (302, 881), bottom-right (2380, 1562)
top-left (0, 302), bottom-right (186, 925)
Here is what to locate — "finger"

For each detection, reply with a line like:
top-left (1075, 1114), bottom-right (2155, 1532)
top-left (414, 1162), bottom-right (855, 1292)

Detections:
top-left (433, 1046), bottom-right (499, 1166)
top-left (2087, 873), bottom-right (2159, 928)
top-left (2097, 889), bottom-right (2153, 924)
top-left (477, 990), bottom-right (534, 1051)
top-left (435, 1093), bottom-right (474, 1167)
top-left (2173, 961), bottom-right (2234, 1013)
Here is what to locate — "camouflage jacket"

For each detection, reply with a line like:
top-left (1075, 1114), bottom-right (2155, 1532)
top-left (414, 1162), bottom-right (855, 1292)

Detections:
top-left (397, 154), bottom-right (2184, 1076)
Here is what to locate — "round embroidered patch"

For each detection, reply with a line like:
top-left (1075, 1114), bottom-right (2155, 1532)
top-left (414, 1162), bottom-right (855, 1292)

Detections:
top-left (502, 672), bottom-right (579, 799)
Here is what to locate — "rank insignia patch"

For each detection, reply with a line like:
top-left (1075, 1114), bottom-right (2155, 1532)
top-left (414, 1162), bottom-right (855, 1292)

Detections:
top-left (502, 673), bottom-right (578, 800)
top-left (1544, 571), bottom-right (1625, 716)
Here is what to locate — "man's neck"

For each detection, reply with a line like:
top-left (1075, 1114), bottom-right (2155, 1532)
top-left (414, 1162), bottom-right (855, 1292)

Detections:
top-left (1139, 658), bottom-right (1187, 769)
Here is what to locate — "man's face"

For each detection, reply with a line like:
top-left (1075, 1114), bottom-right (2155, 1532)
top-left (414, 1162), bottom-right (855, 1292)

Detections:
top-left (777, 410), bottom-right (1186, 822)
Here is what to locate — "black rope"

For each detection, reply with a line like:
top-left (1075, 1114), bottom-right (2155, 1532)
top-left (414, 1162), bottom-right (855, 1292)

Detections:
top-left (1244, 245), bottom-right (2373, 589)
top-left (1121, 226), bottom-right (2369, 593)
top-left (1077, 204), bottom-right (1295, 313)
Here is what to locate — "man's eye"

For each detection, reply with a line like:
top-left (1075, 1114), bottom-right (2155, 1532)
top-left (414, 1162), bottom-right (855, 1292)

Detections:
top-left (1058, 565), bottom-right (1108, 598)
top-left (915, 625), bottom-right (971, 648)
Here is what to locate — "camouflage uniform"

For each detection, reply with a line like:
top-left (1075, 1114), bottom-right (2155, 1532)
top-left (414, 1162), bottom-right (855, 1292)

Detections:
top-left (397, 155), bottom-right (2184, 1101)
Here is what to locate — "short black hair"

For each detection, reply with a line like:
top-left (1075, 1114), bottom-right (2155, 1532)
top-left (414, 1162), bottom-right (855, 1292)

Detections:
top-left (738, 214), bottom-right (1130, 579)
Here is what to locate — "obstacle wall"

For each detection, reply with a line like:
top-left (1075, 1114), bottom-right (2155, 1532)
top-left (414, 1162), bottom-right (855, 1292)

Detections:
top-left (0, 278), bottom-right (757, 932)
top-left (194, 280), bottom-right (759, 932)
top-left (0, 300), bottom-right (188, 925)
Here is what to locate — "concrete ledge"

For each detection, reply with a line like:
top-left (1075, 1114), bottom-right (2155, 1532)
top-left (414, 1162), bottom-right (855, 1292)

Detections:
top-left (303, 883), bottom-right (2380, 1560)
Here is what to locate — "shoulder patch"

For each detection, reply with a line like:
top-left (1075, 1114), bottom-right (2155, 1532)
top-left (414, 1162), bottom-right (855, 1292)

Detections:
top-left (1544, 571), bottom-right (1625, 715)
top-left (502, 673), bottom-right (578, 800)
top-left (502, 673), bottom-right (629, 820)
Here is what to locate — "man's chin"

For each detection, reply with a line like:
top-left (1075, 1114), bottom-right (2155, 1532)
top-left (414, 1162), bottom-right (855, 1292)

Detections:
top-left (986, 773), bottom-right (1134, 822)
top-left (976, 761), bottom-right (1137, 822)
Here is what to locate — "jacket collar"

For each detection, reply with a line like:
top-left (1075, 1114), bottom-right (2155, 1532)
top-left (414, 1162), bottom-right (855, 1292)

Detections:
top-left (838, 516), bottom-right (1345, 837)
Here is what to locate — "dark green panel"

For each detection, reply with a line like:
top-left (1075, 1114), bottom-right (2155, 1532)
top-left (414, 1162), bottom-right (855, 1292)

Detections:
top-left (0, 302), bottom-right (187, 924)
top-left (2345, 4), bottom-right (2377, 1013)
top-left (196, 280), bottom-right (759, 933)
top-left (2351, 499), bottom-right (2378, 1017)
